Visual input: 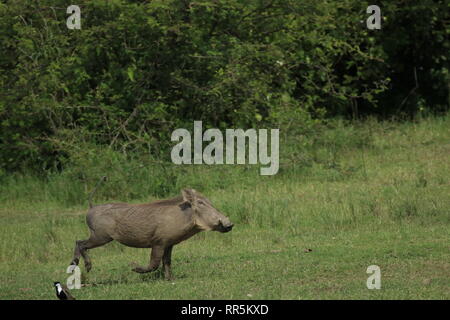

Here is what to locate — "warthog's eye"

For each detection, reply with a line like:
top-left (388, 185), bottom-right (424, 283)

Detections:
top-left (198, 200), bottom-right (205, 206)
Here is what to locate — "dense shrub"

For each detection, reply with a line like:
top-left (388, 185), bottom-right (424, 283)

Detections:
top-left (0, 0), bottom-right (448, 171)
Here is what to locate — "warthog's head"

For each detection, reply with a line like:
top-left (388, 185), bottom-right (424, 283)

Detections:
top-left (181, 189), bottom-right (233, 233)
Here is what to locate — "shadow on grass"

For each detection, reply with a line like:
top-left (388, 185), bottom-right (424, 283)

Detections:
top-left (82, 269), bottom-right (188, 287)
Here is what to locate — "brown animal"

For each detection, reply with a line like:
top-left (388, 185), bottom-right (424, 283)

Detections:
top-left (70, 189), bottom-right (233, 280)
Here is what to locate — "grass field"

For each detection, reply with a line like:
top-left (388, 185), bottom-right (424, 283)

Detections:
top-left (0, 115), bottom-right (449, 299)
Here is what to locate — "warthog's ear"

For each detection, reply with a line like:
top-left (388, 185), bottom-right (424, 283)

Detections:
top-left (181, 188), bottom-right (197, 203)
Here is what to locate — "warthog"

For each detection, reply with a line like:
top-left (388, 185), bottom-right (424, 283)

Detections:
top-left (70, 188), bottom-right (233, 280)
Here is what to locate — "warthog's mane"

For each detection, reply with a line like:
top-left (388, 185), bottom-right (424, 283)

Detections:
top-left (101, 196), bottom-right (187, 210)
top-left (144, 196), bottom-right (185, 207)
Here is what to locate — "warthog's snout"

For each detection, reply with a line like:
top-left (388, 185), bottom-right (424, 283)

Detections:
top-left (219, 219), bottom-right (234, 233)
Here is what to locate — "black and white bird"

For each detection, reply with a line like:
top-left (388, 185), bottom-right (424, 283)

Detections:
top-left (54, 282), bottom-right (76, 300)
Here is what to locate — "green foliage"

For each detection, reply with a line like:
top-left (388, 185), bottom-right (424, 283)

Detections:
top-left (0, 0), bottom-right (448, 171)
top-left (373, 1), bottom-right (450, 116)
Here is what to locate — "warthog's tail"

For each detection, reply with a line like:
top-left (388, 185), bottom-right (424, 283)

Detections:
top-left (88, 176), bottom-right (107, 208)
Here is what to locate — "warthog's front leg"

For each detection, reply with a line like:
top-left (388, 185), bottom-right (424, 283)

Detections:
top-left (132, 246), bottom-right (164, 274)
top-left (163, 245), bottom-right (174, 280)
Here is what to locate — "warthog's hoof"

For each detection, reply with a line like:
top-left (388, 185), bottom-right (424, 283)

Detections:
top-left (85, 262), bottom-right (92, 272)
top-left (129, 262), bottom-right (146, 273)
top-left (132, 266), bottom-right (149, 273)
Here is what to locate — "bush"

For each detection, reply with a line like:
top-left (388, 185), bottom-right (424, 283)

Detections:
top-left (0, 0), bottom-right (448, 171)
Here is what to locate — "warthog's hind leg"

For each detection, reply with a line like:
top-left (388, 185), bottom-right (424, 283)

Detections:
top-left (71, 240), bottom-right (82, 266)
top-left (71, 229), bottom-right (112, 272)
top-left (132, 245), bottom-right (164, 274)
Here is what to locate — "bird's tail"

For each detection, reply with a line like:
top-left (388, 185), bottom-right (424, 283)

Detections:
top-left (88, 176), bottom-right (107, 208)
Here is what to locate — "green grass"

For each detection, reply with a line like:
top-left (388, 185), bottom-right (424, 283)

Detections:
top-left (0, 115), bottom-right (449, 299)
